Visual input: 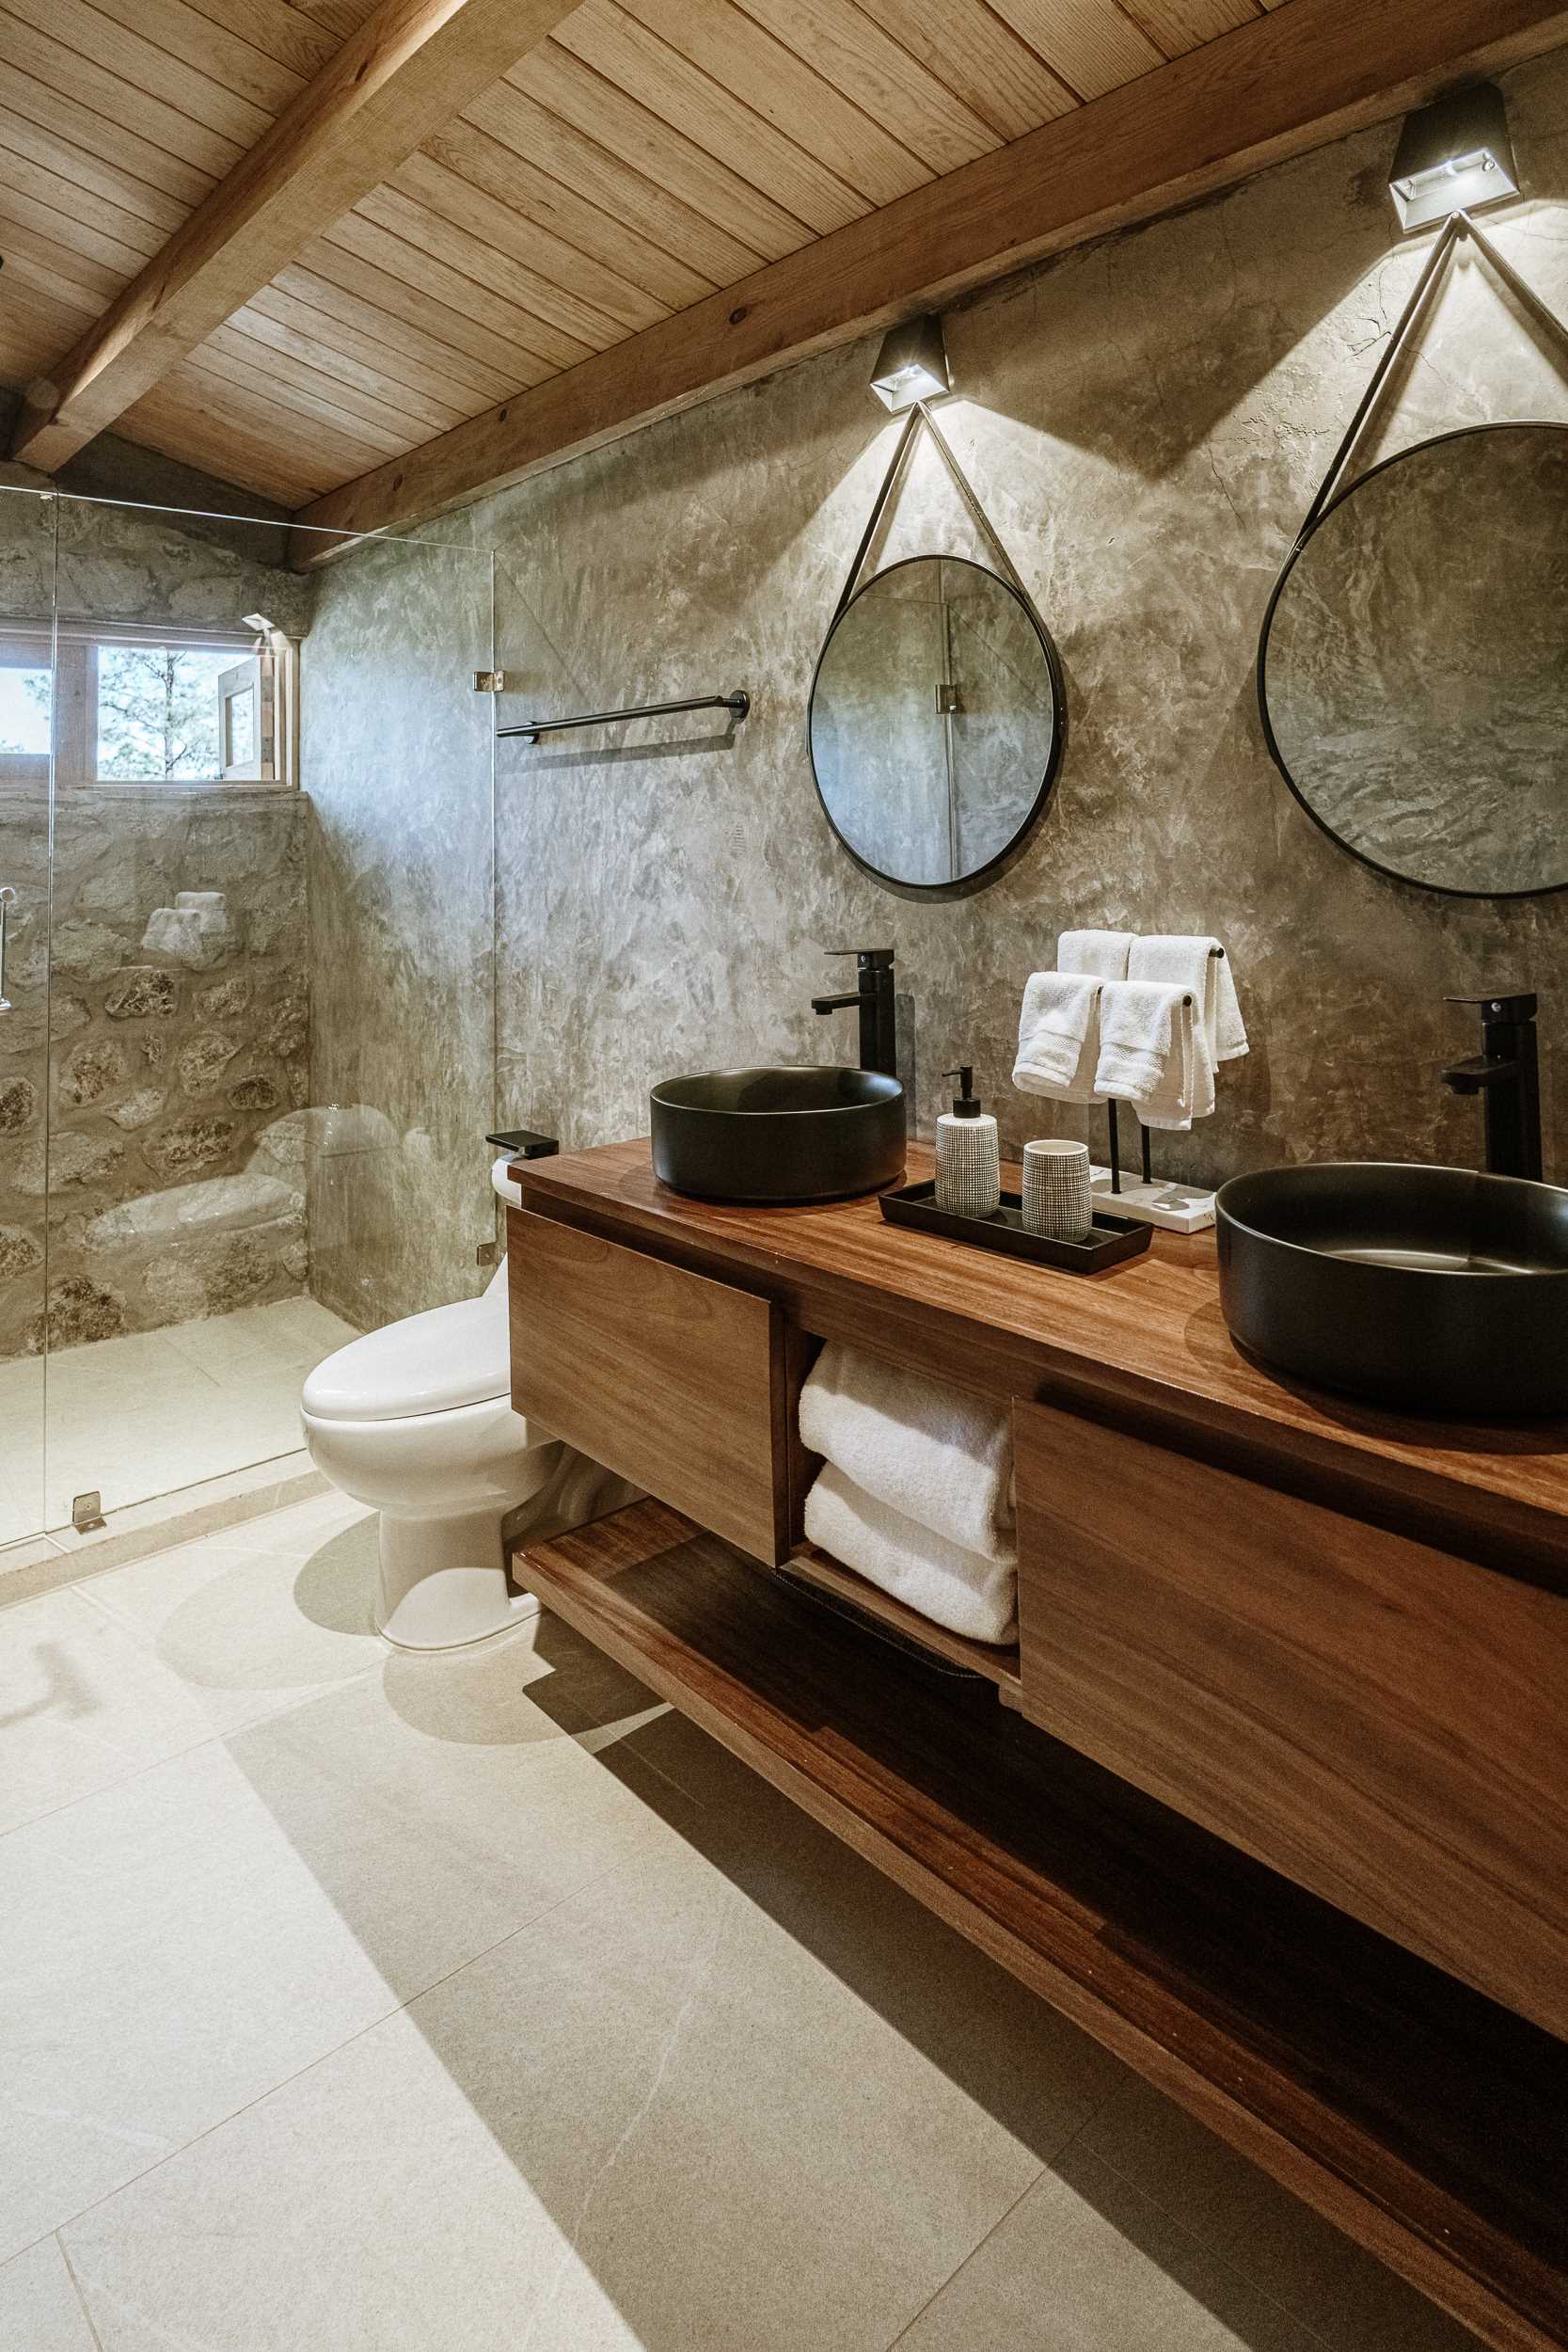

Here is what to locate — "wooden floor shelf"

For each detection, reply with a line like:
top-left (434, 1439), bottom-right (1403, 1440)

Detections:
top-left (781, 1542), bottom-right (1022, 1692)
top-left (515, 1499), bottom-right (1568, 2352)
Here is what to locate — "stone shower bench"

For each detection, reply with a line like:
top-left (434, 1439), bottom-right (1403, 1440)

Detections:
top-left (85, 1171), bottom-right (304, 1251)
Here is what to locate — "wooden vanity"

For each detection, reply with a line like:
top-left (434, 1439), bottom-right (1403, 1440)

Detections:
top-left (507, 1137), bottom-right (1568, 2352)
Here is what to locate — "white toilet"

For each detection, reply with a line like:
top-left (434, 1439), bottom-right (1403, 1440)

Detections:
top-left (302, 1158), bottom-right (624, 1652)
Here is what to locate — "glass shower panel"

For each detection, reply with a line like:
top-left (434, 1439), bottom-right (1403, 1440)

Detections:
top-left (0, 487), bottom-right (55, 1548)
top-left (39, 495), bottom-right (494, 1530)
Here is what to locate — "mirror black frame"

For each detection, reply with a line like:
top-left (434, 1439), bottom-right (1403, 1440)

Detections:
top-left (808, 551), bottom-right (1068, 900)
top-left (1257, 419), bottom-right (1568, 902)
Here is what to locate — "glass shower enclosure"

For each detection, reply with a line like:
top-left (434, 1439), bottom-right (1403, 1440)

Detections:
top-left (0, 485), bottom-right (496, 1555)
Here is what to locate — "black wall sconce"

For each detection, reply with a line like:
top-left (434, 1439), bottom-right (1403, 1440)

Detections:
top-left (1389, 83), bottom-right (1520, 234)
top-left (869, 313), bottom-right (950, 412)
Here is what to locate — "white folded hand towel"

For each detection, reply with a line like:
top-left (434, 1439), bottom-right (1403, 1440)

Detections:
top-left (1013, 970), bottom-right (1102, 1104)
top-left (799, 1340), bottom-right (1014, 1562)
top-left (1129, 934), bottom-right (1247, 1064)
top-left (1058, 928), bottom-right (1133, 981)
top-left (1095, 978), bottom-right (1214, 1131)
top-left (803, 1463), bottom-right (1018, 1646)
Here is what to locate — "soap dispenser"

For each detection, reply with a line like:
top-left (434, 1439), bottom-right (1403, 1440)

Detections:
top-left (935, 1066), bottom-right (1001, 1218)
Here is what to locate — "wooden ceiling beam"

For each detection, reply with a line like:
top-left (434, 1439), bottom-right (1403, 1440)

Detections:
top-left (288, 0), bottom-right (1568, 564)
top-left (8, 0), bottom-right (584, 473)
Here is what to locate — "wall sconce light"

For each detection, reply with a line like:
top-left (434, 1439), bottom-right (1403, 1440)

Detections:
top-left (1388, 83), bottom-right (1519, 234)
top-left (870, 314), bottom-right (950, 411)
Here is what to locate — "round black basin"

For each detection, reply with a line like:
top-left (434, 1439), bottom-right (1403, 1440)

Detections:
top-left (651, 1066), bottom-right (905, 1204)
top-left (1215, 1161), bottom-right (1568, 1417)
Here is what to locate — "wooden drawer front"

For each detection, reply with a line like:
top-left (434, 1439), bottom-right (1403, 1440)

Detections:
top-left (1014, 1401), bottom-right (1568, 2040)
top-left (509, 1209), bottom-right (785, 1564)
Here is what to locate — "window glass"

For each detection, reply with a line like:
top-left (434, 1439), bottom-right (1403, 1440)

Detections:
top-left (0, 663), bottom-right (50, 756)
top-left (96, 644), bottom-right (234, 781)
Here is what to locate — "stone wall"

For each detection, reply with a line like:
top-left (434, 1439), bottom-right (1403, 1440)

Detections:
top-left (0, 483), bottom-right (316, 1359)
top-left (0, 785), bottom-right (310, 1356)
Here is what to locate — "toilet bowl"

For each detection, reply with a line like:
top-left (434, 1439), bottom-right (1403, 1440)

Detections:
top-left (302, 1158), bottom-right (627, 1652)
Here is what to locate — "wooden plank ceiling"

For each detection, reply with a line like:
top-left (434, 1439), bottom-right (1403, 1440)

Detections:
top-left (0, 0), bottom-right (1280, 509)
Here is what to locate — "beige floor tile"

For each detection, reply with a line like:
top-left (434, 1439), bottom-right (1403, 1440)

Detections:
top-left (63, 1818), bottom-right (1100, 2352)
top-left (895, 2144), bottom-right (1326, 2352)
top-left (1, 1633), bottom-right (670, 2259)
top-left (0, 1586), bottom-right (219, 1834)
top-left (0, 2235), bottom-right (101, 2350)
top-left (78, 1516), bottom-right (385, 1737)
top-left (1080, 2079), bottom-right (1486, 2350)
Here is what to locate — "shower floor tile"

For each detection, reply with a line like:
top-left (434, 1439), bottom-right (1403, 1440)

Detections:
top-left (0, 1297), bottom-right (359, 1541)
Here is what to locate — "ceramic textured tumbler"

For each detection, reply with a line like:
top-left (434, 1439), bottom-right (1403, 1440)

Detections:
top-left (1022, 1137), bottom-right (1092, 1242)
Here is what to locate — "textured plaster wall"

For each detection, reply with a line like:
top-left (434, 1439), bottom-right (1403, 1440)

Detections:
top-left (301, 530), bottom-right (497, 1332)
top-left (0, 488), bottom-right (313, 1358)
top-left (441, 46), bottom-right (1568, 1199)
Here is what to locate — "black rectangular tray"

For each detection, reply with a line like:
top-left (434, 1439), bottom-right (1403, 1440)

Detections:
top-left (879, 1180), bottom-right (1153, 1272)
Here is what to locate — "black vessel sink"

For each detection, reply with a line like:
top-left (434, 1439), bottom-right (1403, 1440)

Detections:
top-left (1215, 1162), bottom-right (1568, 1417)
top-left (651, 1066), bottom-right (905, 1204)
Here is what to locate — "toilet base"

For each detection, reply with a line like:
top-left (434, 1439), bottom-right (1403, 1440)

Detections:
top-left (374, 1508), bottom-right (538, 1653)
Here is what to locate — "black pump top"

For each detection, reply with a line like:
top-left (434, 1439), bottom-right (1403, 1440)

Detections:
top-left (942, 1065), bottom-right (983, 1119)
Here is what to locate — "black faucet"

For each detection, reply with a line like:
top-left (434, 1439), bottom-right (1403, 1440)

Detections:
top-left (1441, 992), bottom-right (1543, 1181)
top-left (812, 947), bottom-right (897, 1079)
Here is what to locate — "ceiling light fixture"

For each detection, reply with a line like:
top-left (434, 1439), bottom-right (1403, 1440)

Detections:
top-left (1388, 83), bottom-right (1519, 235)
top-left (870, 314), bottom-right (950, 412)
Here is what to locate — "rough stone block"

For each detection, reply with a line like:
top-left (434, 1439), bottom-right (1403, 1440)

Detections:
top-left (141, 1115), bottom-right (235, 1181)
top-left (108, 1087), bottom-right (166, 1130)
top-left (0, 1076), bottom-right (38, 1132)
top-left (105, 969), bottom-right (181, 1020)
top-left (60, 1040), bottom-right (128, 1105)
top-left (177, 1030), bottom-right (239, 1093)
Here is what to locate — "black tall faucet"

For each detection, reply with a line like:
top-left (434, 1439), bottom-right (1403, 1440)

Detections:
top-left (1441, 991), bottom-right (1543, 1181)
top-left (812, 947), bottom-right (897, 1080)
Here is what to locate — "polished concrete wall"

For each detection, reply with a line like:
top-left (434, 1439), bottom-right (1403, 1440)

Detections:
top-left (310, 47), bottom-right (1568, 1290)
top-left (301, 531), bottom-right (496, 1332)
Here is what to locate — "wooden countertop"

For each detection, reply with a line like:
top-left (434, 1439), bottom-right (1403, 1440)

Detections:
top-left (515, 1138), bottom-right (1568, 1583)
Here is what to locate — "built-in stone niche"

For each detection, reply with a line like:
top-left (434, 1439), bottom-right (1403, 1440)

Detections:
top-left (0, 784), bottom-right (310, 1359)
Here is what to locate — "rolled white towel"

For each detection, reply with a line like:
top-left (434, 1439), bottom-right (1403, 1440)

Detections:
top-left (1094, 978), bottom-right (1214, 1131)
top-left (1013, 970), bottom-right (1101, 1104)
top-left (803, 1463), bottom-right (1018, 1646)
top-left (799, 1340), bottom-right (1014, 1563)
top-left (1058, 928), bottom-right (1132, 981)
top-left (1129, 934), bottom-right (1246, 1064)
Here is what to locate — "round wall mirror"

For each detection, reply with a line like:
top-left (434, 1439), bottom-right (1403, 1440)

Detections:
top-left (1259, 422), bottom-right (1568, 898)
top-left (808, 554), bottom-right (1065, 893)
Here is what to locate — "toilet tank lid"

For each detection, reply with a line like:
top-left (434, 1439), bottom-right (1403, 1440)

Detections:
top-left (302, 1285), bottom-right (510, 1422)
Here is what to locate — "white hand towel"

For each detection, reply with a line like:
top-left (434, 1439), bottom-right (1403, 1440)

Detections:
top-left (1129, 935), bottom-right (1247, 1064)
top-left (1094, 978), bottom-right (1214, 1131)
top-left (799, 1340), bottom-right (1014, 1562)
top-left (803, 1462), bottom-right (1018, 1646)
top-left (1058, 928), bottom-right (1133, 981)
top-left (1013, 970), bottom-right (1102, 1104)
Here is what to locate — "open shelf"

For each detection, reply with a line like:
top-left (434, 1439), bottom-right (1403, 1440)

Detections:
top-left (782, 1542), bottom-right (1022, 1692)
top-left (515, 1499), bottom-right (1568, 2352)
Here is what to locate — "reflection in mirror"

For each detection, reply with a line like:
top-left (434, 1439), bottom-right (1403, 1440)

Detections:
top-left (1260, 423), bottom-right (1568, 897)
top-left (809, 555), bottom-right (1062, 891)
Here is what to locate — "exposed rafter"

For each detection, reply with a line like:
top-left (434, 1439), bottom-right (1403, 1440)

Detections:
top-left (289, 0), bottom-right (1568, 564)
top-left (8, 0), bottom-right (584, 474)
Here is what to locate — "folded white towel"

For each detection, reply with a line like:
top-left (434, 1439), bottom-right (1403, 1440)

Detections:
top-left (803, 1463), bottom-right (1018, 1646)
top-left (1129, 935), bottom-right (1247, 1064)
top-left (1095, 978), bottom-right (1214, 1131)
top-left (799, 1340), bottom-right (1014, 1562)
top-left (1013, 970), bottom-right (1102, 1104)
top-left (1058, 928), bottom-right (1133, 981)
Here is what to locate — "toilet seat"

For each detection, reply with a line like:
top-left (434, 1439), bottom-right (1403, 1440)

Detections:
top-left (301, 1268), bottom-right (525, 1426)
